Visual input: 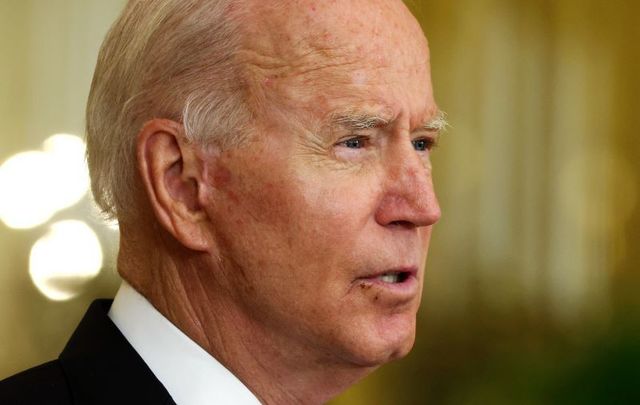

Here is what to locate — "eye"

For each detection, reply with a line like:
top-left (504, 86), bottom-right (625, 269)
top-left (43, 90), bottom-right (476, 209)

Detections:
top-left (338, 136), bottom-right (368, 149)
top-left (412, 138), bottom-right (435, 151)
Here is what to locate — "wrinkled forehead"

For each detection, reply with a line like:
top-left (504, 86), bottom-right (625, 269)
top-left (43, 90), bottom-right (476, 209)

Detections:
top-left (236, 0), bottom-right (433, 130)
top-left (239, 0), bottom-right (428, 68)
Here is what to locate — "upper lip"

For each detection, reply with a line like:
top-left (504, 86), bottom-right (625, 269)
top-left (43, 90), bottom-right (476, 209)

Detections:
top-left (357, 266), bottom-right (418, 280)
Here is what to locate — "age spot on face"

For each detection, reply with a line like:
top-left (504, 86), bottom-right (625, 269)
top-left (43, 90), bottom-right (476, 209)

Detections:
top-left (213, 166), bottom-right (232, 189)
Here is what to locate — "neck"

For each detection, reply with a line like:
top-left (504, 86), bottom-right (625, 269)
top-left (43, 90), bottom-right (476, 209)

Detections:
top-left (117, 228), bottom-right (374, 405)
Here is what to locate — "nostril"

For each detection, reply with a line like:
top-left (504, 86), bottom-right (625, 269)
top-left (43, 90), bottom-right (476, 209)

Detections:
top-left (389, 220), bottom-right (415, 228)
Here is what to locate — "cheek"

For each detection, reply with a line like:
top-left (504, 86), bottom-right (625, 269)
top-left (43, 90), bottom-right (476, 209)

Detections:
top-left (207, 152), bottom-right (295, 226)
top-left (206, 164), bottom-right (314, 277)
top-left (205, 146), bottom-right (383, 272)
top-left (210, 165), bottom-right (241, 205)
top-left (295, 173), bottom-right (379, 239)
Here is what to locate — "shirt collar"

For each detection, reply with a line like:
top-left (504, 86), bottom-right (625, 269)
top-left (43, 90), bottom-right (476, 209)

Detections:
top-left (108, 281), bottom-right (261, 405)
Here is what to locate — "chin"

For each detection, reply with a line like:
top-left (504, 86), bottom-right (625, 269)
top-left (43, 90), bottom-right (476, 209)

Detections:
top-left (344, 312), bottom-right (418, 368)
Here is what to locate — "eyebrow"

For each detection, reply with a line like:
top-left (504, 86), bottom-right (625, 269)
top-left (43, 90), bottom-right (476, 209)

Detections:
top-left (331, 109), bottom-right (449, 133)
top-left (332, 113), bottom-right (391, 130)
top-left (422, 110), bottom-right (449, 133)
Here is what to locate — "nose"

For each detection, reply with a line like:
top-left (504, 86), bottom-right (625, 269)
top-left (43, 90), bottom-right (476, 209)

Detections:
top-left (375, 144), bottom-right (441, 228)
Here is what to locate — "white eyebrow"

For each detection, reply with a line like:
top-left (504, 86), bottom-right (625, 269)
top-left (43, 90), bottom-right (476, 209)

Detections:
top-left (331, 109), bottom-right (449, 133)
top-left (422, 110), bottom-right (449, 132)
top-left (332, 113), bottom-right (390, 130)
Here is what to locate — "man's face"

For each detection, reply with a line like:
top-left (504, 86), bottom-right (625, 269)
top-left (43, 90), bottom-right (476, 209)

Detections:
top-left (202, 0), bottom-right (441, 368)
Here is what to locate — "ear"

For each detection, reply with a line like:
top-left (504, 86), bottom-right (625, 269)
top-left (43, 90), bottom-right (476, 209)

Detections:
top-left (136, 119), bottom-right (210, 251)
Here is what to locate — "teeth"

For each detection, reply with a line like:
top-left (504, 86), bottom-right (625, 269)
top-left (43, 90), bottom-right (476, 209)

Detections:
top-left (379, 273), bottom-right (400, 283)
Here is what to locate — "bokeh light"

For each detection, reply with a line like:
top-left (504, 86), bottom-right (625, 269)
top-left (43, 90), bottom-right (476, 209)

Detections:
top-left (0, 134), bottom-right (89, 229)
top-left (0, 151), bottom-right (58, 229)
top-left (42, 134), bottom-right (90, 211)
top-left (105, 220), bottom-right (120, 232)
top-left (29, 220), bottom-right (103, 301)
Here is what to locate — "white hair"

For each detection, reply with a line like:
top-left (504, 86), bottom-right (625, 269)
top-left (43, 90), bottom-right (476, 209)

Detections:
top-left (86, 0), bottom-right (251, 221)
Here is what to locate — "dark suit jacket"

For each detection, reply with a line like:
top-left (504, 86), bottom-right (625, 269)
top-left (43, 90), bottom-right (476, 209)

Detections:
top-left (0, 300), bottom-right (177, 404)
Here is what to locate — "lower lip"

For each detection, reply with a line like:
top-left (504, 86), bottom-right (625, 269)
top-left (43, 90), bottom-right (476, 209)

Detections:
top-left (355, 273), bottom-right (420, 303)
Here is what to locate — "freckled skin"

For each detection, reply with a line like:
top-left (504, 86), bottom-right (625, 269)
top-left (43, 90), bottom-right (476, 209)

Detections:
top-left (212, 165), bottom-right (231, 188)
top-left (139, 1), bottom-right (446, 403)
top-left (203, 0), bottom-right (440, 372)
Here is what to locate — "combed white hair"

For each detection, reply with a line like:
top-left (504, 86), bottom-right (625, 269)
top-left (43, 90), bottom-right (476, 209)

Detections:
top-left (86, 0), bottom-right (251, 221)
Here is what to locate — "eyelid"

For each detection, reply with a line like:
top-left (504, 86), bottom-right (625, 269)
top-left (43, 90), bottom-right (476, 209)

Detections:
top-left (412, 134), bottom-right (439, 150)
top-left (334, 134), bottom-right (371, 146)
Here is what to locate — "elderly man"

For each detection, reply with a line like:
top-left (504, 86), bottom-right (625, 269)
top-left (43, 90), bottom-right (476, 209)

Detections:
top-left (0, 0), bottom-right (444, 403)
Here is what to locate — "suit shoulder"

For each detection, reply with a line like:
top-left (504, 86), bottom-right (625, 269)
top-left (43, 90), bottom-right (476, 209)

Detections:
top-left (0, 360), bottom-right (72, 405)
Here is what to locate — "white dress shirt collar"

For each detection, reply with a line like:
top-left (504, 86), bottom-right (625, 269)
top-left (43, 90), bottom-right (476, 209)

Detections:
top-left (108, 281), bottom-right (261, 405)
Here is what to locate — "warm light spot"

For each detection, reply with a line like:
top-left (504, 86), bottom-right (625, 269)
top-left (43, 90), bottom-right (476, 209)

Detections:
top-left (0, 151), bottom-right (58, 229)
top-left (29, 220), bottom-right (103, 301)
top-left (105, 219), bottom-right (120, 231)
top-left (43, 134), bottom-right (90, 211)
top-left (0, 134), bottom-right (89, 229)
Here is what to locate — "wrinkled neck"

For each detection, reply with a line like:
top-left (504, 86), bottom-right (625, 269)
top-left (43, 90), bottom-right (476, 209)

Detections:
top-left (116, 225), bottom-right (374, 405)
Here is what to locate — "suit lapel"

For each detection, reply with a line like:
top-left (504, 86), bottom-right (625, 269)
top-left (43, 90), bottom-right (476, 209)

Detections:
top-left (59, 299), bottom-right (176, 405)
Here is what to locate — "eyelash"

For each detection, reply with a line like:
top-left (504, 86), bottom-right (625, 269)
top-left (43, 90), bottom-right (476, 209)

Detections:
top-left (412, 137), bottom-right (438, 151)
top-left (337, 136), bottom-right (437, 151)
top-left (338, 136), bottom-right (369, 149)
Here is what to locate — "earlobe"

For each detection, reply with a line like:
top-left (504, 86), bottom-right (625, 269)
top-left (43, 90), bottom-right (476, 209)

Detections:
top-left (136, 119), bottom-right (210, 251)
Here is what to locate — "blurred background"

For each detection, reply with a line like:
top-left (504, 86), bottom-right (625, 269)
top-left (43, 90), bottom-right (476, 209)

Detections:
top-left (1, 0), bottom-right (638, 404)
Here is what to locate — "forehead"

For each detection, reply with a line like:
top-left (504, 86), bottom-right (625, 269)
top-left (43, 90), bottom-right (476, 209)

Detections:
top-left (241, 0), bottom-right (427, 64)
top-left (238, 0), bottom-right (433, 127)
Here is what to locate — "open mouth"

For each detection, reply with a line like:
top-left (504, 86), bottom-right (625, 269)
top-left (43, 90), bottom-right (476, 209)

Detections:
top-left (353, 267), bottom-right (419, 301)
top-left (377, 271), bottom-right (412, 284)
